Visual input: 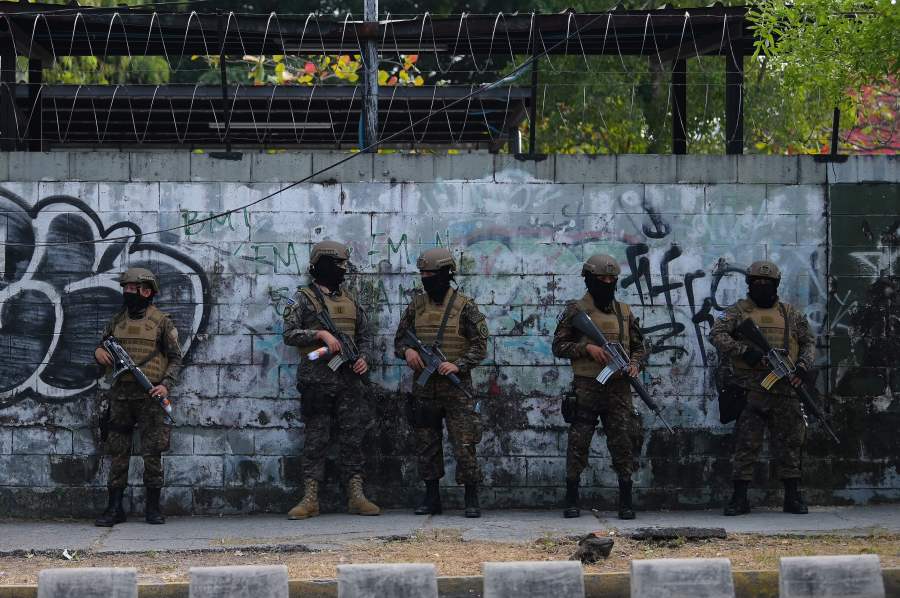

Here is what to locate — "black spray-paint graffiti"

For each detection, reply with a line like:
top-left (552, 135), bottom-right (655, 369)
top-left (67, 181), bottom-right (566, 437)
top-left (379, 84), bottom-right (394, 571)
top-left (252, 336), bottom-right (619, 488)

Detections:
top-left (0, 189), bottom-right (210, 407)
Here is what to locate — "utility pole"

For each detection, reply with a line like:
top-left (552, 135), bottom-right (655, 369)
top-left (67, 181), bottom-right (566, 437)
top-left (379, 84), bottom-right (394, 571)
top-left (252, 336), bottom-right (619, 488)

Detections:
top-left (362, 0), bottom-right (379, 151)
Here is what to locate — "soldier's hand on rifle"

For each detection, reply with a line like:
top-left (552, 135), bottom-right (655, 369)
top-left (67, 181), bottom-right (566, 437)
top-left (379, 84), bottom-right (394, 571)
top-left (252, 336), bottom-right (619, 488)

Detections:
top-left (790, 365), bottom-right (807, 388)
top-left (352, 358), bottom-right (368, 375)
top-left (405, 348), bottom-right (426, 371)
top-left (626, 361), bottom-right (640, 377)
top-left (438, 362), bottom-right (460, 376)
top-left (94, 347), bottom-right (114, 367)
top-left (149, 385), bottom-right (169, 400)
top-left (315, 330), bottom-right (342, 354)
top-left (586, 343), bottom-right (612, 365)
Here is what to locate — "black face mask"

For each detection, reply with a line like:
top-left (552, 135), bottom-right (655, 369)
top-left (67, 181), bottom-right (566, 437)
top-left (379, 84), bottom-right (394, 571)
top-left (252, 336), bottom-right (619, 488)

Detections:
top-left (748, 279), bottom-right (779, 308)
top-left (586, 276), bottom-right (616, 309)
top-left (123, 291), bottom-right (152, 316)
top-left (422, 268), bottom-right (453, 303)
top-left (312, 257), bottom-right (347, 292)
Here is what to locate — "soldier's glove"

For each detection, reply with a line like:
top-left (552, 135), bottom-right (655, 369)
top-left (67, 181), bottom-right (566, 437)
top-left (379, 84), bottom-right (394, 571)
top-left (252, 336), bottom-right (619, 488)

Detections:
top-left (742, 347), bottom-right (764, 366)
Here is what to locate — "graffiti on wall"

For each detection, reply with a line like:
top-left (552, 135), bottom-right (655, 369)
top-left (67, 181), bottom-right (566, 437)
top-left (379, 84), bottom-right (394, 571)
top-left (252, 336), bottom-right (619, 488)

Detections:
top-left (0, 189), bottom-right (211, 408)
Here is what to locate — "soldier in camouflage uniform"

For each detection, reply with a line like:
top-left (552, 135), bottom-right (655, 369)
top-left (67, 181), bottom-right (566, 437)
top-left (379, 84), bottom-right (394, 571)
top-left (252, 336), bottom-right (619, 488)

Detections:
top-left (93, 267), bottom-right (182, 527)
top-left (282, 240), bottom-right (380, 520)
top-left (709, 260), bottom-right (816, 516)
top-left (552, 254), bottom-right (647, 520)
top-left (394, 248), bottom-right (489, 518)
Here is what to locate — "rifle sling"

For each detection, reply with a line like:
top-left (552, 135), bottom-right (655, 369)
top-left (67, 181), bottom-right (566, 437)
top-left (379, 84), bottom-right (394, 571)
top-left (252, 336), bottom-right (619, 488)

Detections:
top-left (433, 288), bottom-right (459, 350)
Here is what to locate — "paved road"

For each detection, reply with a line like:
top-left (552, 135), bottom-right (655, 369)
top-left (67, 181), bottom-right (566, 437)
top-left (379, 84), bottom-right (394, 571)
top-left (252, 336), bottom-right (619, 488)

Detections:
top-left (1, 505), bottom-right (898, 555)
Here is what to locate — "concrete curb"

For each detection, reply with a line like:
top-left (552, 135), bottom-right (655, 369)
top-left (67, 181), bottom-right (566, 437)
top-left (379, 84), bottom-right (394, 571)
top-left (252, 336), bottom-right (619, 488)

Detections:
top-left (2, 569), bottom-right (898, 598)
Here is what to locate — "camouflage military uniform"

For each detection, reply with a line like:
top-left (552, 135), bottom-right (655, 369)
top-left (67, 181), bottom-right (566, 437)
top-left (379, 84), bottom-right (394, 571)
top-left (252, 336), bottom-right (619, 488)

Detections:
top-left (709, 298), bottom-right (816, 481)
top-left (394, 289), bottom-right (489, 484)
top-left (553, 299), bottom-right (646, 481)
top-left (101, 307), bottom-right (182, 490)
top-left (282, 286), bottom-right (374, 483)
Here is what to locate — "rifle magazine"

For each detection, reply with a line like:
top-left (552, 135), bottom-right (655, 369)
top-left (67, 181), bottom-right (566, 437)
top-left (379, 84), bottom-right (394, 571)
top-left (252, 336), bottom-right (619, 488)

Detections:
top-left (761, 372), bottom-right (781, 390)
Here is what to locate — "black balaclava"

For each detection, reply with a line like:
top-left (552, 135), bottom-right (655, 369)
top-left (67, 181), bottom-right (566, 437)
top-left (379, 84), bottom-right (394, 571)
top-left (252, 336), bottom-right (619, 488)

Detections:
top-left (312, 256), bottom-right (347, 292)
top-left (585, 275), bottom-right (616, 309)
top-left (748, 277), bottom-right (779, 308)
top-left (123, 289), bottom-right (152, 317)
top-left (422, 266), bottom-right (453, 303)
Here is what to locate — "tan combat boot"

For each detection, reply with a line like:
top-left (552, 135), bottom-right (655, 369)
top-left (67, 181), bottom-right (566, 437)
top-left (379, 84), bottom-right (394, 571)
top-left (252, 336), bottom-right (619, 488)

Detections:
top-left (347, 474), bottom-right (380, 516)
top-left (287, 479), bottom-right (319, 520)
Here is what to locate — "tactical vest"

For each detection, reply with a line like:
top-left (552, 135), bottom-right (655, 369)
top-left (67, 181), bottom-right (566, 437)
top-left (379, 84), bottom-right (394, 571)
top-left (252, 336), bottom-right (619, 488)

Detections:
top-left (412, 290), bottom-right (469, 362)
top-left (296, 286), bottom-right (358, 355)
top-left (733, 299), bottom-right (799, 371)
top-left (571, 294), bottom-right (631, 378)
top-left (112, 305), bottom-right (169, 385)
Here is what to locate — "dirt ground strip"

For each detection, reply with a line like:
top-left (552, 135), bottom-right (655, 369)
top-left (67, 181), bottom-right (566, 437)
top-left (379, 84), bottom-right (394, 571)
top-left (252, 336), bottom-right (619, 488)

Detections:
top-left (0, 530), bottom-right (898, 586)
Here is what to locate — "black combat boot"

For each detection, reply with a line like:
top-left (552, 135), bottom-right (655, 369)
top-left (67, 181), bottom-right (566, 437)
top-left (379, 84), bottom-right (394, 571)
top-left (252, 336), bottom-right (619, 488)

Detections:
top-left (414, 480), bottom-right (442, 515)
top-left (464, 484), bottom-right (481, 518)
top-left (563, 479), bottom-right (580, 518)
top-left (782, 478), bottom-right (809, 514)
top-left (724, 480), bottom-right (751, 516)
top-left (144, 487), bottom-right (166, 524)
top-left (95, 488), bottom-right (127, 527)
top-left (617, 477), bottom-right (635, 520)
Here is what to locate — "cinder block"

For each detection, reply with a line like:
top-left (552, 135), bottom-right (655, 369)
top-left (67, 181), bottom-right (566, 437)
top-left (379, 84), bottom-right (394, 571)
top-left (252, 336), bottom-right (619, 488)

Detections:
top-left (189, 565), bottom-right (288, 598)
top-left (251, 152), bottom-right (313, 183)
top-left (630, 558), bottom-right (735, 598)
top-left (676, 155), bottom-right (738, 183)
top-left (193, 428), bottom-right (255, 455)
top-left (0, 455), bottom-right (50, 486)
top-left (737, 155), bottom-right (798, 184)
top-left (483, 561), bottom-right (584, 598)
top-left (9, 152), bottom-right (70, 181)
top-left (797, 156), bottom-right (827, 184)
top-left (224, 456), bottom-right (281, 488)
top-left (131, 152), bottom-right (190, 182)
top-left (0, 151), bottom-right (9, 181)
top-left (99, 182), bottom-right (160, 212)
top-left (824, 159), bottom-right (858, 184)
top-left (163, 455), bottom-right (224, 487)
top-left (434, 151), bottom-right (493, 181)
top-left (856, 156), bottom-right (900, 183)
top-left (555, 155), bottom-right (616, 183)
top-left (373, 153), bottom-right (435, 182)
top-left (0, 427), bottom-right (11, 454)
top-left (311, 151), bottom-right (372, 183)
top-left (779, 555), bottom-right (884, 598)
top-left (190, 152), bottom-right (252, 182)
top-left (13, 427), bottom-right (73, 455)
top-left (495, 154), bottom-right (554, 182)
top-left (617, 155), bottom-right (676, 183)
top-left (337, 563), bottom-right (438, 598)
top-left (38, 568), bottom-right (137, 598)
top-left (72, 151), bottom-right (130, 181)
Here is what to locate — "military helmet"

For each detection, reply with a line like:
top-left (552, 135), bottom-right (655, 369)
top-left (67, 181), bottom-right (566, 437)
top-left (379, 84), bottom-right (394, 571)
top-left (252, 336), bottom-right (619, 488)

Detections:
top-left (118, 267), bottom-right (159, 293)
top-left (582, 254), bottom-right (621, 277)
top-left (309, 240), bottom-right (350, 267)
top-left (416, 247), bottom-right (456, 272)
top-left (746, 260), bottom-right (781, 280)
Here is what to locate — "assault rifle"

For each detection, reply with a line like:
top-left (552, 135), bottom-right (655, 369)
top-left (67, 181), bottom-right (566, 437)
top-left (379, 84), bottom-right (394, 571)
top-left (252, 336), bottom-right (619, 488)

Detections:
top-left (572, 311), bottom-right (674, 433)
top-left (404, 329), bottom-right (473, 400)
top-left (315, 307), bottom-right (369, 384)
top-left (102, 336), bottom-right (176, 425)
top-left (735, 319), bottom-right (840, 444)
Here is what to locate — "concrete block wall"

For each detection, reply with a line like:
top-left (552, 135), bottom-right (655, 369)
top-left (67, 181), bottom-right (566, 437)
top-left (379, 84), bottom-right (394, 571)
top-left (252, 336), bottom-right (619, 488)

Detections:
top-left (0, 151), bottom-right (897, 516)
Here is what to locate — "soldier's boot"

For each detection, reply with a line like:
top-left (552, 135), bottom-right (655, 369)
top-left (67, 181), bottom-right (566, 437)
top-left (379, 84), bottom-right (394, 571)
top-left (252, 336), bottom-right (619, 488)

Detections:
top-left (95, 488), bottom-right (127, 527)
top-left (287, 479), bottom-right (320, 520)
top-left (347, 475), bottom-right (381, 516)
top-left (144, 487), bottom-right (166, 525)
top-left (414, 480), bottom-right (442, 515)
top-left (724, 480), bottom-right (751, 516)
top-left (782, 478), bottom-right (809, 515)
top-left (464, 484), bottom-right (481, 518)
top-left (563, 479), bottom-right (580, 519)
top-left (617, 477), bottom-right (636, 520)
